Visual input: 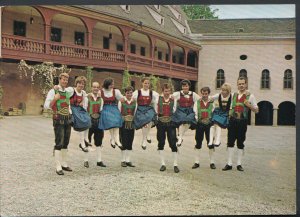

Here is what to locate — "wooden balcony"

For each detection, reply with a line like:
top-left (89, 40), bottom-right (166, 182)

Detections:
top-left (1, 34), bottom-right (198, 80)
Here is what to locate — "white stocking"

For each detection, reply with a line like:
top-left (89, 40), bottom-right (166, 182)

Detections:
top-left (173, 152), bottom-right (178, 166)
top-left (227, 147), bottom-right (234, 166)
top-left (214, 125), bottom-right (222, 145)
top-left (159, 150), bottom-right (165, 165)
top-left (208, 125), bottom-right (215, 146)
top-left (209, 149), bottom-right (215, 164)
top-left (113, 128), bottom-right (122, 147)
top-left (237, 149), bottom-right (243, 166)
top-left (96, 146), bottom-right (102, 162)
top-left (54, 150), bottom-right (62, 171)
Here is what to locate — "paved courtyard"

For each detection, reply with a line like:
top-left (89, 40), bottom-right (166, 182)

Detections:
top-left (0, 116), bottom-right (296, 216)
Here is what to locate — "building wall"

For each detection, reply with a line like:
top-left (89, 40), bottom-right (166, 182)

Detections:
top-left (197, 38), bottom-right (295, 109)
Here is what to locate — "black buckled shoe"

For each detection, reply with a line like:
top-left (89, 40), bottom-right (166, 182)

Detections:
top-left (84, 140), bottom-right (92, 147)
top-left (97, 161), bottom-right (106, 167)
top-left (111, 143), bottom-right (116, 148)
top-left (84, 161), bottom-right (89, 168)
top-left (147, 139), bottom-right (152, 143)
top-left (222, 164), bottom-right (232, 171)
top-left (174, 166), bottom-right (180, 173)
top-left (121, 161), bottom-right (127, 167)
top-left (192, 163), bottom-right (200, 169)
top-left (210, 163), bottom-right (216, 169)
top-left (126, 162), bottom-right (135, 167)
top-left (56, 170), bottom-right (64, 175)
top-left (214, 143), bottom-right (221, 147)
top-left (160, 165), bottom-right (166, 171)
top-left (141, 145), bottom-right (147, 150)
top-left (62, 166), bottom-right (72, 172)
top-left (237, 165), bottom-right (244, 171)
top-left (79, 143), bottom-right (89, 152)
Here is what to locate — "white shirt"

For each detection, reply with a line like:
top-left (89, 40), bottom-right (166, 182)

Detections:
top-left (193, 99), bottom-right (215, 120)
top-left (100, 88), bottom-right (124, 101)
top-left (118, 98), bottom-right (137, 115)
top-left (210, 93), bottom-right (231, 109)
top-left (154, 95), bottom-right (177, 114)
top-left (132, 89), bottom-right (159, 108)
top-left (44, 85), bottom-right (72, 111)
top-left (172, 91), bottom-right (200, 105)
top-left (66, 87), bottom-right (88, 110)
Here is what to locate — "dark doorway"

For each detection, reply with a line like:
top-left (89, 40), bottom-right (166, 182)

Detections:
top-left (255, 101), bottom-right (273, 126)
top-left (278, 101), bottom-right (295, 125)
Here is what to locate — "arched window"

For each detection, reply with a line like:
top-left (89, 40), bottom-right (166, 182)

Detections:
top-left (239, 69), bottom-right (247, 78)
top-left (283, 69), bottom-right (293, 89)
top-left (261, 69), bottom-right (270, 89)
top-left (216, 69), bottom-right (225, 89)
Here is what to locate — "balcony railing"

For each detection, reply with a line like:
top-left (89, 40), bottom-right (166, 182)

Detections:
top-left (1, 34), bottom-right (198, 80)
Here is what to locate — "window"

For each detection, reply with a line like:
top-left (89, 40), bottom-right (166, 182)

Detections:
top-left (261, 69), bottom-right (270, 89)
top-left (13, 21), bottom-right (26, 36)
top-left (121, 5), bottom-right (130, 12)
top-left (216, 69), bottom-right (225, 89)
top-left (116, 43), bottom-right (123, 51)
top-left (51, 27), bottom-right (62, 42)
top-left (160, 17), bottom-right (165, 25)
top-left (74, 31), bottom-right (84, 45)
top-left (285, 55), bottom-right (293, 60)
top-left (172, 55), bottom-right (176, 63)
top-left (179, 55), bottom-right (184, 65)
top-left (103, 36), bottom-right (110, 49)
top-left (165, 53), bottom-right (169, 62)
top-left (283, 69), bottom-right (293, 89)
top-left (130, 44), bottom-right (136, 54)
top-left (125, 5), bottom-right (130, 11)
top-left (240, 55), bottom-right (247, 60)
top-left (158, 51), bottom-right (162, 60)
top-left (140, 47), bottom-right (146, 56)
top-left (154, 5), bottom-right (161, 10)
top-left (178, 14), bottom-right (182, 20)
top-left (239, 69), bottom-right (247, 78)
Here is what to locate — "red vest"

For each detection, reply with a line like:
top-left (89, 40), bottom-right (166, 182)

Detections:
top-left (101, 89), bottom-right (117, 105)
top-left (70, 91), bottom-right (83, 106)
top-left (121, 100), bottom-right (136, 116)
top-left (87, 94), bottom-right (102, 115)
top-left (234, 94), bottom-right (247, 113)
top-left (178, 92), bottom-right (194, 108)
top-left (200, 100), bottom-right (212, 119)
top-left (158, 96), bottom-right (174, 117)
top-left (137, 89), bottom-right (152, 106)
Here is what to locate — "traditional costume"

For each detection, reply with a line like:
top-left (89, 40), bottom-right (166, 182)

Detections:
top-left (156, 95), bottom-right (179, 173)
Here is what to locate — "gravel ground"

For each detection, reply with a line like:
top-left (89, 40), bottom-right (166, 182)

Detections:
top-left (0, 116), bottom-right (296, 216)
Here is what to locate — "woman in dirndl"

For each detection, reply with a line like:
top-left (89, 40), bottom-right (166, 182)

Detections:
top-left (208, 83), bottom-right (232, 147)
top-left (171, 80), bottom-right (200, 147)
top-left (133, 77), bottom-right (159, 150)
top-left (98, 78), bottom-right (124, 150)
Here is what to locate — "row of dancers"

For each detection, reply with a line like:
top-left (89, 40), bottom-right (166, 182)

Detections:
top-left (44, 73), bottom-right (258, 175)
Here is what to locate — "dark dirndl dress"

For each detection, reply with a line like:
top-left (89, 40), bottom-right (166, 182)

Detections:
top-left (171, 106), bottom-right (197, 126)
top-left (99, 104), bottom-right (123, 130)
top-left (211, 108), bottom-right (229, 128)
top-left (133, 105), bottom-right (157, 130)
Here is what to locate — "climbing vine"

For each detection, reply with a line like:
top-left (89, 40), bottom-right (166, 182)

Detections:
top-left (18, 60), bottom-right (71, 98)
top-left (86, 66), bottom-right (93, 93)
top-left (0, 69), bottom-right (4, 117)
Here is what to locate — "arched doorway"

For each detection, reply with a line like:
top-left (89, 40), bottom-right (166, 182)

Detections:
top-left (187, 50), bottom-right (197, 68)
top-left (255, 101), bottom-right (273, 126)
top-left (278, 101), bottom-right (295, 125)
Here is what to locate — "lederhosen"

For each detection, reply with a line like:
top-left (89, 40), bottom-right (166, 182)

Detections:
top-left (52, 90), bottom-right (72, 150)
top-left (211, 94), bottom-right (232, 129)
top-left (87, 94), bottom-right (104, 147)
top-left (156, 96), bottom-right (177, 152)
top-left (171, 91), bottom-right (197, 128)
top-left (133, 90), bottom-right (157, 129)
top-left (195, 100), bottom-right (213, 149)
top-left (120, 100), bottom-right (136, 150)
top-left (227, 93), bottom-right (250, 149)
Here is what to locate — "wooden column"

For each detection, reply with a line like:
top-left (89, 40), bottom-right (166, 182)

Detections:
top-left (119, 25), bottom-right (133, 68)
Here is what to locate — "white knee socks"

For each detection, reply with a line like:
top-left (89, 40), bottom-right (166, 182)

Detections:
top-left (61, 149), bottom-right (68, 167)
top-left (214, 125), bottom-right (222, 145)
top-left (173, 152), bottom-right (178, 166)
top-left (194, 148), bottom-right (201, 164)
top-left (159, 150), bottom-right (165, 165)
top-left (237, 149), bottom-right (243, 166)
top-left (54, 150), bottom-right (62, 171)
top-left (208, 125), bottom-right (215, 146)
top-left (96, 146), bottom-right (102, 162)
top-left (126, 150), bottom-right (131, 163)
top-left (227, 147), bottom-right (234, 166)
top-left (121, 150), bottom-right (126, 162)
top-left (209, 148), bottom-right (215, 164)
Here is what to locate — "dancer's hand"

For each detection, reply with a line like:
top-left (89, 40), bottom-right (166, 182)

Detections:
top-left (53, 85), bottom-right (59, 90)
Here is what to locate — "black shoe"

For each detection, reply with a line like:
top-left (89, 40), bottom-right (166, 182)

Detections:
top-left (62, 166), bottom-right (73, 172)
top-left (174, 166), bottom-right (180, 173)
top-left (210, 163), bottom-right (216, 169)
top-left (84, 161), bottom-right (89, 168)
top-left (84, 140), bottom-right (92, 147)
top-left (237, 165), bottom-right (244, 171)
top-left (117, 144), bottom-right (124, 150)
top-left (97, 161), bottom-right (106, 167)
top-left (214, 143), bottom-right (221, 147)
top-left (222, 164), bottom-right (232, 171)
top-left (111, 143), bottom-right (116, 149)
top-left (126, 162), bottom-right (135, 167)
top-left (56, 170), bottom-right (64, 175)
top-left (141, 145), bottom-right (147, 150)
top-left (147, 139), bottom-right (151, 143)
top-left (176, 139), bottom-right (183, 147)
top-left (79, 143), bottom-right (88, 152)
top-left (121, 161), bottom-right (127, 167)
top-left (192, 163), bottom-right (200, 169)
top-left (160, 165), bottom-right (166, 171)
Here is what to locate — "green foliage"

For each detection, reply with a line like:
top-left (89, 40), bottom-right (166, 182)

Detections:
top-left (86, 66), bottom-right (93, 93)
top-left (149, 74), bottom-right (160, 91)
top-left (167, 78), bottom-right (174, 92)
top-left (181, 5), bottom-right (219, 20)
top-left (0, 69), bottom-right (5, 116)
top-left (18, 60), bottom-right (71, 98)
top-left (122, 69), bottom-right (132, 93)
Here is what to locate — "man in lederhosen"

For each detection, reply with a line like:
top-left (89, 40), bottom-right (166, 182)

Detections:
top-left (222, 76), bottom-right (259, 172)
top-left (44, 72), bottom-right (72, 175)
